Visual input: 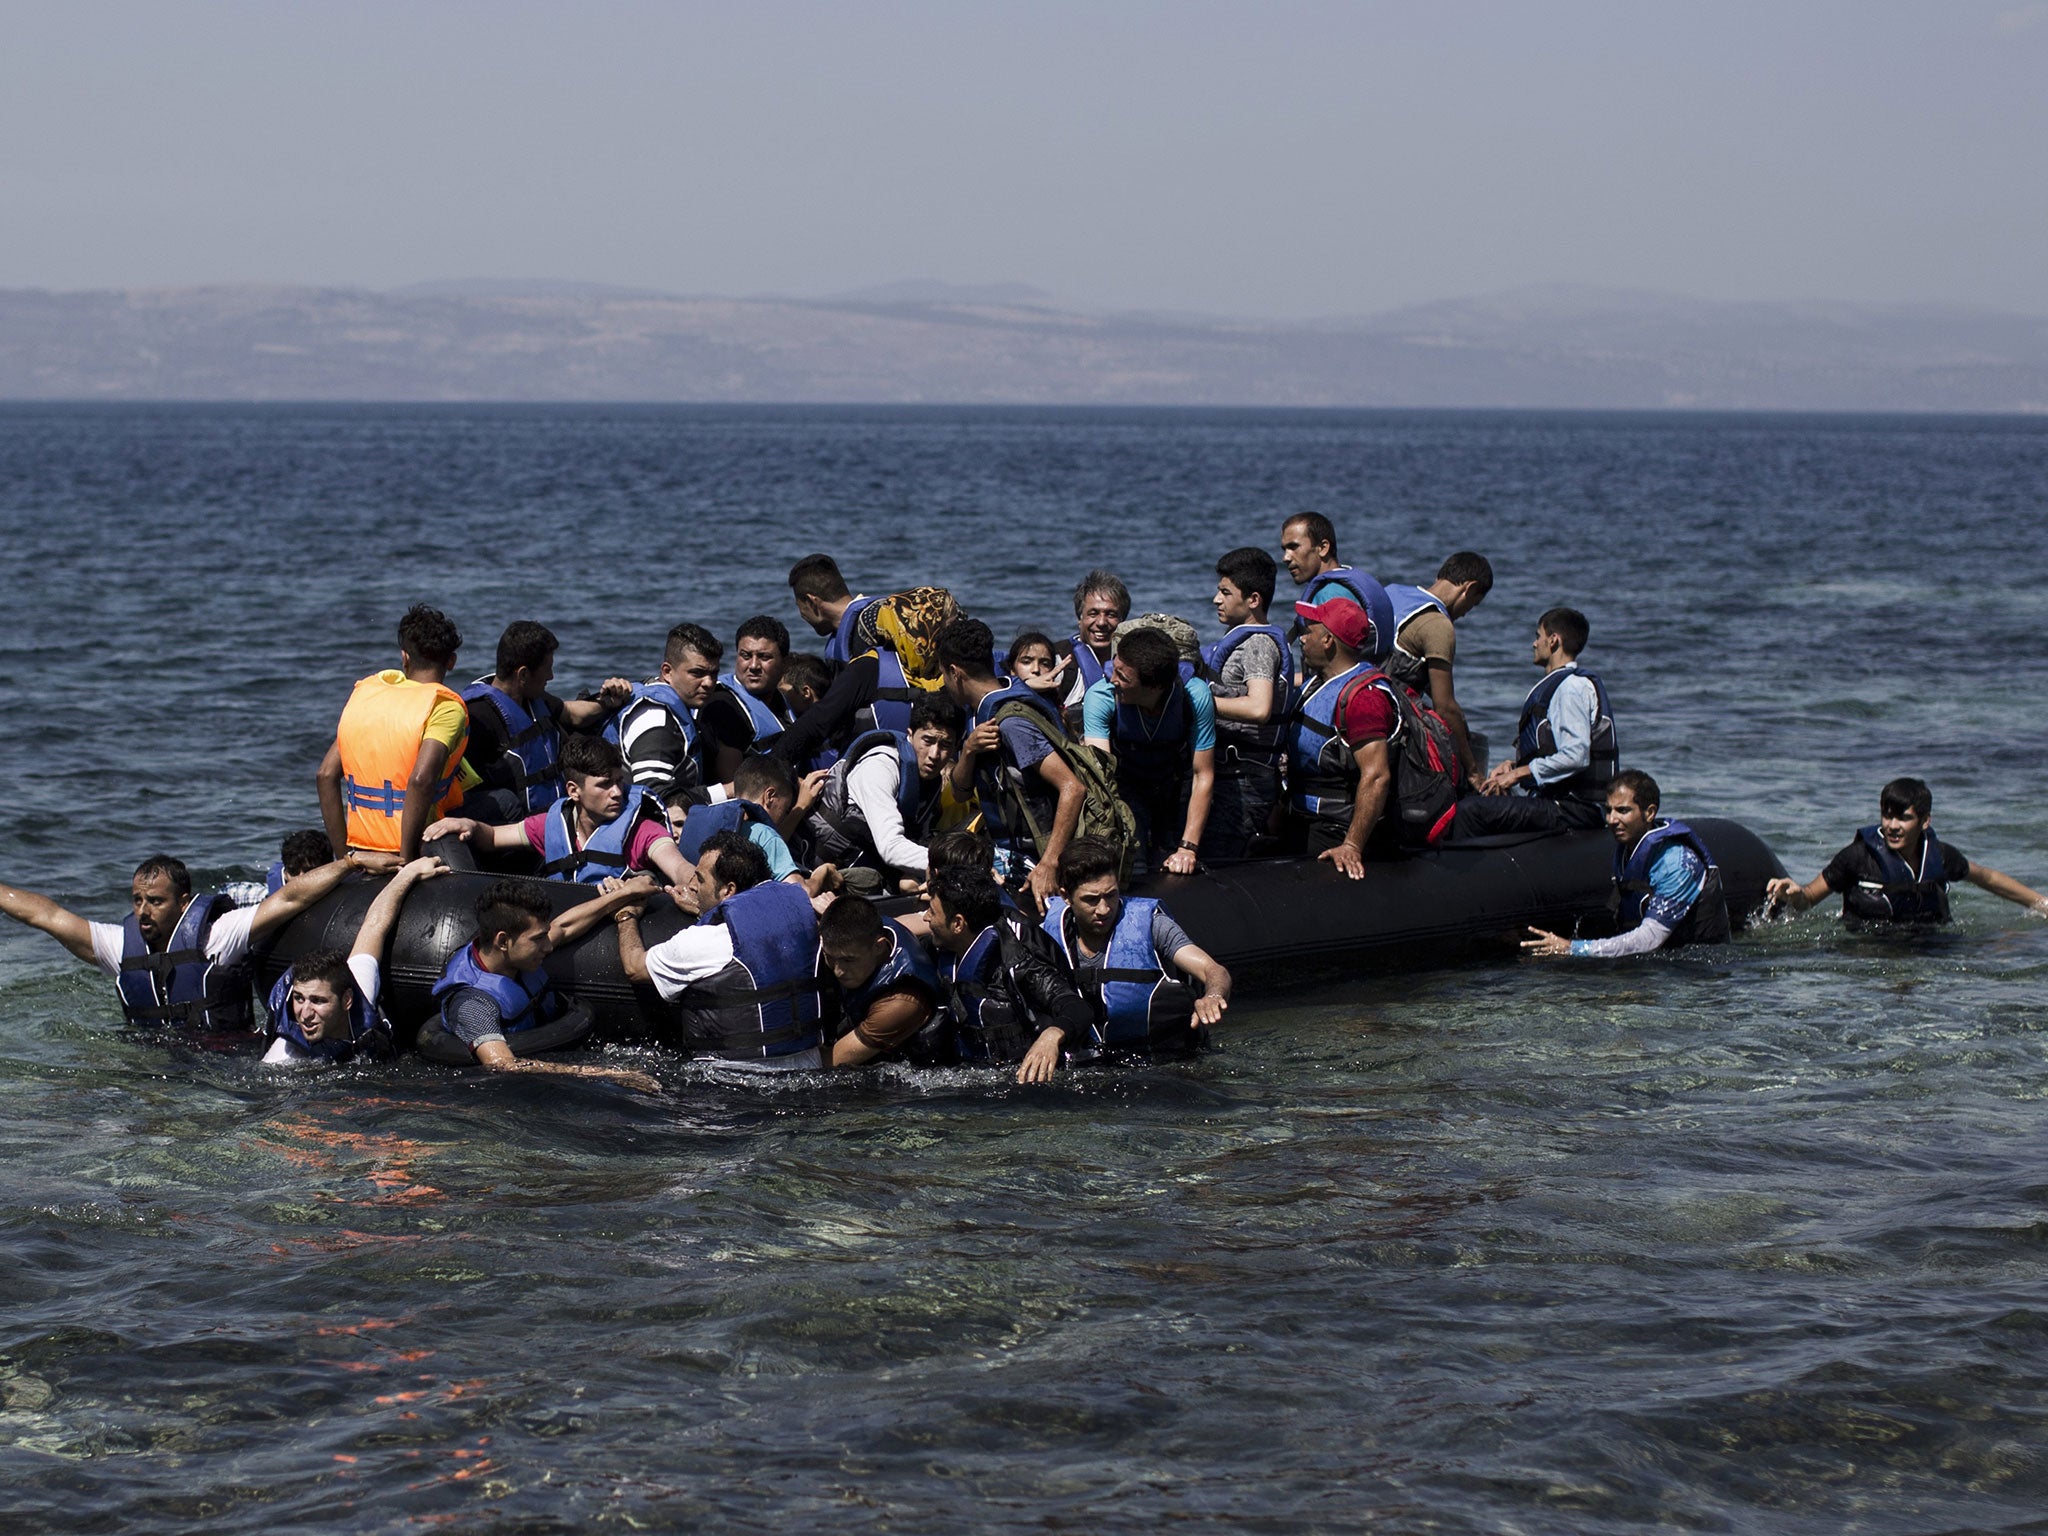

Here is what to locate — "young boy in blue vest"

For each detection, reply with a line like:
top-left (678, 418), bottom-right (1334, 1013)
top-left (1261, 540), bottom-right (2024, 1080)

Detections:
top-left (1202, 546), bottom-right (1290, 859)
top-left (425, 736), bottom-right (692, 888)
top-left (1043, 836), bottom-right (1231, 1057)
top-left (1764, 777), bottom-right (2048, 925)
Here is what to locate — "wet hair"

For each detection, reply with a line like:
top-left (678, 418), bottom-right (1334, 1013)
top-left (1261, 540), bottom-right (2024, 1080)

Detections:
top-left (279, 829), bottom-right (333, 878)
top-left (560, 733), bottom-right (626, 785)
top-left (735, 614), bottom-right (791, 656)
top-left (664, 621), bottom-right (723, 670)
top-left (818, 892), bottom-right (885, 950)
top-left (397, 605), bottom-right (462, 668)
top-left (1057, 836), bottom-right (1124, 892)
top-left (1537, 607), bottom-right (1589, 657)
top-left (1117, 627), bottom-right (1180, 690)
top-left (1072, 570), bottom-right (1131, 622)
top-left (787, 554), bottom-right (850, 603)
top-left (1284, 512), bottom-right (1339, 561)
top-left (929, 864), bottom-right (1002, 933)
top-left (1880, 777), bottom-right (1934, 819)
top-left (475, 880), bottom-right (552, 946)
top-left (289, 947), bottom-right (355, 999)
top-left (781, 652), bottom-right (833, 697)
top-left (700, 829), bottom-right (771, 893)
top-left (495, 620), bottom-right (558, 679)
top-left (1437, 551), bottom-right (1494, 594)
top-left (927, 827), bottom-right (995, 876)
top-left (733, 754), bottom-right (795, 801)
top-left (133, 855), bottom-right (193, 898)
top-left (935, 617), bottom-right (997, 679)
top-left (1608, 769), bottom-right (1661, 813)
top-left (1006, 630), bottom-right (1057, 669)
top-left (908, 692), bottom-right (966, 737)
top-left (1215, 547), bottom-right (1277, 607)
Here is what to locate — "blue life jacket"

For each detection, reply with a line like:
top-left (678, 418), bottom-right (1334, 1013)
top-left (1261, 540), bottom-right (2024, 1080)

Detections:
top-left (807, 730), bottom-right (936, 873)
top-left (116, 893), bottom-right (254, 1032)
top-left (538, 785), bottom-right (666, 884)
top-left (942, 925), bottom-right (1020, 1064)
top-left (1843, 825), bottom-right (1953, 923)
top-left (265, 860), bottom-right (288, 896)
top-left (673, 797), bottom-right (780, 865)
top-left (431, 943), bottom-right (557, 1035)
top-left (1043, 895), bottom-right (1196, 1051)
top-left (709, 674), bottom-right (789, 757)
top-left (972, 678), bottom-right (1069, 859)
top-left (1300, 567), bottom-right (1398, 664)
top-left (826, 595), bottom-right (885, 665)
top-left (1067, 635), bottom-right (1113, 692)
top-left (1382, 584), bottom-right (1448, 689)
top-left (1201, 623), bottom-right (1291, 679)
top-left (605, 681), bottom-right (698, 755)
top-left (461, 679), bottom-right (564, 815)
top-left (672, 880), bottom-right (823, 1059)
top-left (852, 647), bottom-right (919, 736)
top-left (1108, 679), bottom-right (1197, 792)
top-left (1286, 661), bottom-right (1388, 820)
top-left (838, 916), bottom-right (942, 1041)
top-left (1513, 665), bottom-right (1619, 799)
top-left (1614, 819), bottom-right (1730, 946)
top-left (266, 964), bottom-right (388, 1063)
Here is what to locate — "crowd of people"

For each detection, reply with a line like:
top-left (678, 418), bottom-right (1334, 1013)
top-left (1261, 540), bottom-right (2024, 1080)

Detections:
top-left (5, 514), bottom-right (2044, 1088)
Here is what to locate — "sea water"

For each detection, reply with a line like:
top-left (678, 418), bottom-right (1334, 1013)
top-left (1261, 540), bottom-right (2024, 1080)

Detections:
top-left (2, 404), bottom-right (2047, 1532)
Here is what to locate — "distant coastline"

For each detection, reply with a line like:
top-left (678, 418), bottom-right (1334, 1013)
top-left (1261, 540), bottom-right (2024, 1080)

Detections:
top-left (3, 281), bottom-right (2044, 412)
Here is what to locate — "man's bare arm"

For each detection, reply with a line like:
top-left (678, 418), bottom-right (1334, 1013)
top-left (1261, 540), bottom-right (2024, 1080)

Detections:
top-left (0, 880), bottom-right (97, 964)
top-left (398, 741), bottom-right (453, 862)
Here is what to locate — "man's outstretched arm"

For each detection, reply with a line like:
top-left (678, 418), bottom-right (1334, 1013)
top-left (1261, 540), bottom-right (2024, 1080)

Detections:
top-left (0, 880), bottom-right (97, 964)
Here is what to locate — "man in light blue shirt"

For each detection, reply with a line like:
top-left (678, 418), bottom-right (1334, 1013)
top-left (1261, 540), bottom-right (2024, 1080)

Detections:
top-left (1523, 770), bottom-right (1729, 957)
top-left (1082, 627), bottom-right (1217, 875)
top-left (1450, 606), bottom-right (1618, 838)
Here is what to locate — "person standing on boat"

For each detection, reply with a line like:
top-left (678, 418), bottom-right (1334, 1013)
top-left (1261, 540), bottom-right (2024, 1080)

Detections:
top-left (1523, 770), bottom-right (1729, 958)
top-left (1381, 552), bottom-right (1494, 784)
top-left (697, 616), bottom-right (798, 786)
top-left (1277, 513), bottom-right (1397, 667)
top-left (460, 620), bottom-right (635, 825)
top-left (1200, 547), bottom-right (1290, 860)
top-left (1, 849), bottom-right (386, 1034)
top-left (317, 605), bottom-right (470, 862)
top-left (1763, 777), bottom-right (2048, 925)
top-left (1082, 626), bottom-right (1217, 876)
top-left (1449, 606), bottom-right (1616, 839)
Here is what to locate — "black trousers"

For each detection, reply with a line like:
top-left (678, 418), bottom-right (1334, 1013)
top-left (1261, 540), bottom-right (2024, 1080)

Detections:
top-left (1447, 791), bottom-right (1604, 839)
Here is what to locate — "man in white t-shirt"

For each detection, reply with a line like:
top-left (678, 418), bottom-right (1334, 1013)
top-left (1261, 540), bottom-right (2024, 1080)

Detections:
top-left (1, 850), bottom-right (383, 1032)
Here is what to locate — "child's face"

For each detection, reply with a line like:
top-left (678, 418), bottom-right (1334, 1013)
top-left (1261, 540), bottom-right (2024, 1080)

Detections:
top-left (1013, 645), bottom-right (1058, 690)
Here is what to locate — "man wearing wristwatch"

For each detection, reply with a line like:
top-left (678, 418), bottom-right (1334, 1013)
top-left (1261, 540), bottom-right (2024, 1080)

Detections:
top-left (1081, 625), bottom-right (1217, 877)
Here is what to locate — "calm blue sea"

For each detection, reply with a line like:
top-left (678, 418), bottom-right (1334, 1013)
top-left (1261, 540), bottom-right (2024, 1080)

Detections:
top-left (3, 404), bottom-right (2047, 1532)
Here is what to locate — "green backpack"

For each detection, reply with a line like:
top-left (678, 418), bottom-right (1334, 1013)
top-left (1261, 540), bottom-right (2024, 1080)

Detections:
top-left (988, 700), bottom-right (1138, 875)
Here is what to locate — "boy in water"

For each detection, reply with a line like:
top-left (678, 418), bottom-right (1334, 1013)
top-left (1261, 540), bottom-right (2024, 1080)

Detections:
top-left (1765, 777), bottom-right (2048, 924)
top-left (818, 893), bottom-right (947, 1067)
top-left (263, 855), bottom-right (446, 1064)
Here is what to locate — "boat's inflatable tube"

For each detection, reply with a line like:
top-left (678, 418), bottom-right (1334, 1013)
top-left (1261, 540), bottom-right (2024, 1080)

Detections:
top-left (412, 1001), bottom-right (596, 1065)
top-left (256, 819), bottom-right (1785, 1044)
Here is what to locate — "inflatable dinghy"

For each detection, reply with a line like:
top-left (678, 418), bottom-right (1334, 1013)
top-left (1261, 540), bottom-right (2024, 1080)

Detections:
top-left (255, 820), bottom-right (1785, 1044)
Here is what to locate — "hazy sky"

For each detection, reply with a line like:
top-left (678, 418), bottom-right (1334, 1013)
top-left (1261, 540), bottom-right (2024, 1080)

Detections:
top-left (3, 1), bottom-right (2044, 317)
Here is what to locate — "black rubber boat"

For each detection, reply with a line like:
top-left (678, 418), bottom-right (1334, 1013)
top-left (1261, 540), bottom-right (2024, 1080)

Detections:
top-left (254, 820), bottom-right (1785, 1043)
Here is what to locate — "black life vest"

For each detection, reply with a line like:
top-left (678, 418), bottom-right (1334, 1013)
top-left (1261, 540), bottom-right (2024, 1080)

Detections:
top-left (1841, 825), bottom-right (1953, 923)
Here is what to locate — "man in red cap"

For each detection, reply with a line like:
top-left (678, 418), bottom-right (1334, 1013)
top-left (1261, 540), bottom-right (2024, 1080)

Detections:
top-left (1282, 598), bottom-right (1408, 878)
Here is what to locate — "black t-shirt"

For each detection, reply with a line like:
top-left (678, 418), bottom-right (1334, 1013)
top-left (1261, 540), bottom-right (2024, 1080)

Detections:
top-left (1821, 836), bottom-right (1970, 893)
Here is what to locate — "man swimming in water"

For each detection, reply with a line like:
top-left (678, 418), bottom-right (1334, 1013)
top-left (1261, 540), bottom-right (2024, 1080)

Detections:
top-left (1764, 777), bottom-right (2048, 924)
top-left (263, 854), bottom-right (447, 1064)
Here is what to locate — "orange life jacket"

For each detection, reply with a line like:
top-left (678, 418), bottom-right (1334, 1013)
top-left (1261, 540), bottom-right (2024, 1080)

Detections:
top-left (337, 671), bottom-right (467, 851)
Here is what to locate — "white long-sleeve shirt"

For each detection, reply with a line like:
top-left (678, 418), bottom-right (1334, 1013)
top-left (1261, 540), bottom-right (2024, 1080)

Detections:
top-left (845, 752), bottom-right (930, 878)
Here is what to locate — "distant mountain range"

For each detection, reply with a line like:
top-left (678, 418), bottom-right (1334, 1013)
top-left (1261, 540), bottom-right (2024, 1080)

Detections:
top-left (1, 280), bottom-right (2043, 411)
